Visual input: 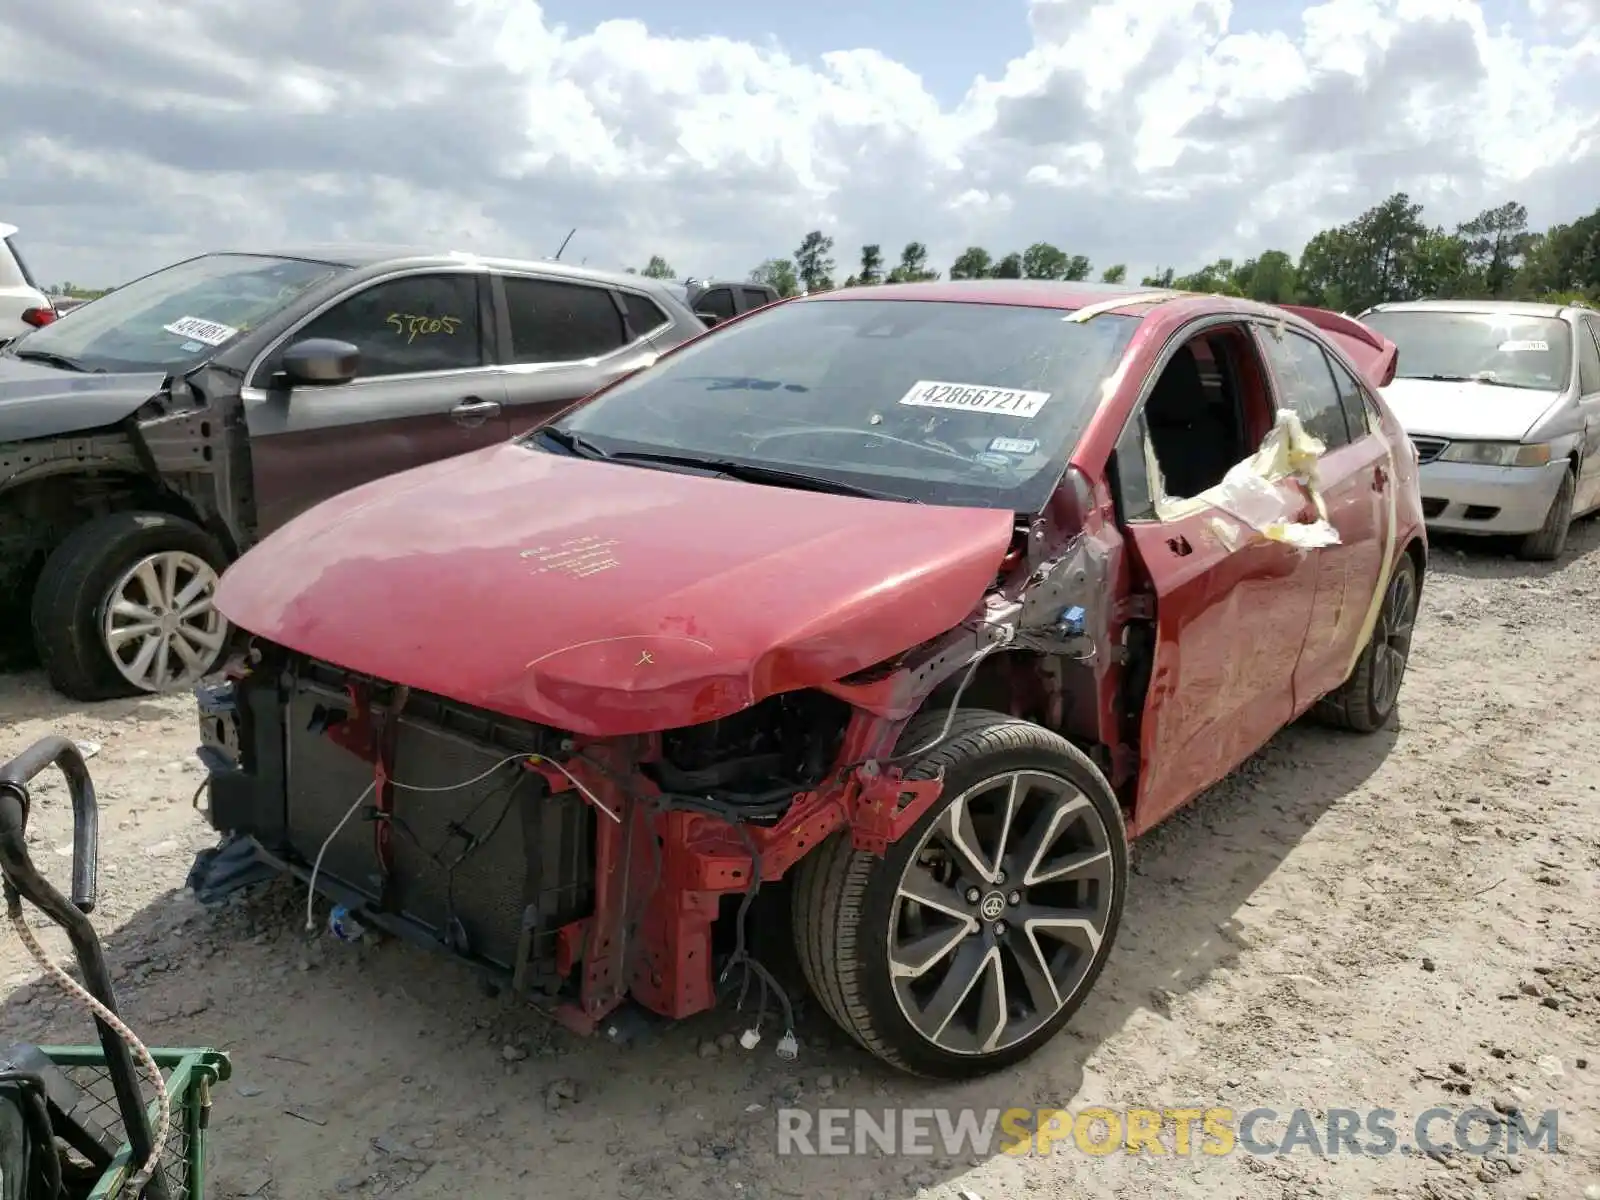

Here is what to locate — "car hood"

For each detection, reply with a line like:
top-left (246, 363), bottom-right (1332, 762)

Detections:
top-left (215, 442), bottom-right (1016, 736)
top-left (0, 354), bottom-right (168, 443)
top-left (1379, 377), bottom-right (1563, 442)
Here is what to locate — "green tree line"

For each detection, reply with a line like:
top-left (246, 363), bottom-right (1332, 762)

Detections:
top-left (636, 193), bottom-right (1600, 312)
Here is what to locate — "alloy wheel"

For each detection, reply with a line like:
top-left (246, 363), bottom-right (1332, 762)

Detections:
top-left (886, 769), bottom-right (1117, 1056)
top-left (101, 550), bottom-right (228, 693)
top-left (1371, 565), bottom-right (1417, 714)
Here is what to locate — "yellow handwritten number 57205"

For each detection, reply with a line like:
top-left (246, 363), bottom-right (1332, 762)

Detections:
top-left (386, 313), bottom-right (462, 343)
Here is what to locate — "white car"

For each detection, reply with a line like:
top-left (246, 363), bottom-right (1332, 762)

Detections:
top-left (1358, 299), bottom-right (1600, 560)
top-left (0, 223), bottom-right (56, 345)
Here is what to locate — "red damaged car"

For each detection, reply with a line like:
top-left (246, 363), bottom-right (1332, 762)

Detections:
top-left (188, 280), bottom-right (1424, 1078)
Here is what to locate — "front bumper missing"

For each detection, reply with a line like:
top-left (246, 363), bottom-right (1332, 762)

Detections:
top-left (186, 668), bottom-right (946, 1033)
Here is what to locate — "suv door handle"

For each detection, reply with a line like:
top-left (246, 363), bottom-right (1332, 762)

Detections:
top-left (451, 397), bottom-right (501, 426)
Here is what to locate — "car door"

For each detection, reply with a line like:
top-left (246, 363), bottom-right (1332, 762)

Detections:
top-left (493, 273), bottom-right (664, 435)
top-left (1574, 315), bottom-right (1600, 515)
top-left (243, 268), bottom-right (509, 536)
top-left (1253, 322), bottom-right (1390, 708)
top-left (1113, 326), bottom-right (1321, 832)
top-left (693, 285), bottom-right (737, 326)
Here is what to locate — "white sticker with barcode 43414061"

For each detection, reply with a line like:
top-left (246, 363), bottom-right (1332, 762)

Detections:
top-left (161, 316), bottom-right (240, 347)
top-left (897, 380), bottom-right (1051, 419)
top-left (1497, 339), bottom-right (1549, 353)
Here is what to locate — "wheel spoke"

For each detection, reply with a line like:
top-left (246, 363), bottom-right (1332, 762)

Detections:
top-left (917, 940), bottom-right (994, 1041)
top-left (133, 560), bottom-right (164, 606)
top-left (169, 633), bottom-right (205, 672)
top-left (179, 595), bottom-right (215, 620)
top-left (158, 554), bottom-right (180, 608)
top-left (178, 623), bottom-right (226, 652)
top-left (107, 622), bottom-right (159, 648)
top-left (1013, 792), bottom-right (1092, 887)
top-left (974, 951), bottom-right (1009, 1053)
top-left (173, 574), bottom-right (211, 611)
top-left (891, 921), bottom-right (976, 980)
top-left (896, 863), bottom-right (974, 924)
top-left (1008, 925), bottom-right (1063, 1014)
top-left (936, 795), bottom-right (999, 885)
top-left (126, 634), bottom-right (162, 686)
top-left (110, 597), bottom-right (157, 623)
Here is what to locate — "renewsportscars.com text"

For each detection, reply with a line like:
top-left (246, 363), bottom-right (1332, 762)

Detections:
top-left (775, 1106), bottom-right (1561, 1158)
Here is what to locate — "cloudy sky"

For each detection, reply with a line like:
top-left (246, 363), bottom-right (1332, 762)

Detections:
top-left (3, 0), bottom-right (1597, 288)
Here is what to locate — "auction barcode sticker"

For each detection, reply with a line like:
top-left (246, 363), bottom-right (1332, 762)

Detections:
top-left (1497, 339), bottom-right (1548, 353)
top-left (162, 316), bottom-right (240, 347)
top-left (898, 380), bottom-right (1051, 418)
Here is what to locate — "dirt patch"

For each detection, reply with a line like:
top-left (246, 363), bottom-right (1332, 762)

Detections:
top-left (3, 522), bottom-right (1598, 1200)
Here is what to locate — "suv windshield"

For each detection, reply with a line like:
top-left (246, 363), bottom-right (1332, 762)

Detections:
top-left (5, 253), bottom-right (347, 374)
top-left (534, 297), bottom-right (1139, 510)
top-left (1362, 310), bottom-right (1573, 392)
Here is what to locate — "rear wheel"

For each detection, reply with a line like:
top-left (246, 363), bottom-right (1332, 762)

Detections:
top-left (1516, 468), bottom-right (1575, 562)
top-left (30, 511), bottom-right (230, 700)
top-left (792, 709), bottom-right (1127, 1078)
top-left (1313, 552), bottom-right (1418, 733)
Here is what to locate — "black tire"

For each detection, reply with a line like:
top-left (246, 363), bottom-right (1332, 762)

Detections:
top-left (1313, 552), bottom-right (1419, 734)
top-left (1517, 468), bottom-right (1575, 562)
top-left (791, 708), bottom-right (1128, 1078)
top-left (30, 510), bottom-right (230, 701)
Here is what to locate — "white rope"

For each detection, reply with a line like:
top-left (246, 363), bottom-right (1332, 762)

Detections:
top-left (9, 908), bottom-right (171, 1195)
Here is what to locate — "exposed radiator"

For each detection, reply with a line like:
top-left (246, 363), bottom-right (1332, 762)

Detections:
top-left (281, 676), bottom-right (594, 975)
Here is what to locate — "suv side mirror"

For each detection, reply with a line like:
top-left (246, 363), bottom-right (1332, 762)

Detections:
top-left (695, 311), bottom-right (724, 328)
top-left (281, 338), bottom-right (360, 386)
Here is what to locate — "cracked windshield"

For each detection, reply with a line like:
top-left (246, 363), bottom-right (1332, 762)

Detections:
top-left (1361, 309), bottom-right (1573, 391)
top-left (541, 299), bottom-right (1139, 509)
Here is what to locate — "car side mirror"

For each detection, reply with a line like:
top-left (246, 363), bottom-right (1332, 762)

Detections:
top-left (695, 311), bottom-right (724, 328)
top-left (281, 338), bottom-right (360, 386)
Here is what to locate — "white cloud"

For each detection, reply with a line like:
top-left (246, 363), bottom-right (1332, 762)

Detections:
top-left (0, 0), bottom-right (1595, 287)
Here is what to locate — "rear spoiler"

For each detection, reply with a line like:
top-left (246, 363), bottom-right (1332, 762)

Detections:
top-left (1279, 305), bottom-right (1398, 389)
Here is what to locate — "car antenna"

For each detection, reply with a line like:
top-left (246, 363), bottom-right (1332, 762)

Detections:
top-left (553, 228), bottom-right (577, 261)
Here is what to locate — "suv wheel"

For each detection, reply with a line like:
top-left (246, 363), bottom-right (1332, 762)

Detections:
top-left (31, 511), bottom-right (230, 700)
top-left (792, 708), bottom-right (1127, 1078)
top-left (1313, 552), bottom-right (1419, 733)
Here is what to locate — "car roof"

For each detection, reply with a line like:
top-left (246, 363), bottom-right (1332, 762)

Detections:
top-left (1365, 298), bottom-right (1573, 319)
top-left (807, 279), bottom-right (1175, 310)
top-left (0, 223), bottom-right (16, 240)
top-left (238, 245), bottom-right (652, 290)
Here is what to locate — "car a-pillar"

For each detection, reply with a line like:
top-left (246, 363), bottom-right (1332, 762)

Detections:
top-left (30, 506), bottom-right (233, 700)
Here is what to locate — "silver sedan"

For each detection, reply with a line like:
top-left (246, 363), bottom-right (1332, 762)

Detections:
top-left (1358, 299), bottom-right (1600, 560)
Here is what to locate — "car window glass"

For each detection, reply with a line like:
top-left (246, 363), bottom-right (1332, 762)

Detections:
top-left (1326, 354), bottom-right (1372, 438)
top-left (1114, 414), bottom-right (1156, 521)
top-left (296, 273), bottom-right (482, 378)
top-left (698, 288), bottom-right (736, 319)
top-left (621, 293), bottom-right (668, 336)
top-left (740, 287), bottom-right (771, 309)
top-left (1259, 328), bottom-right (1351, 449)
top-left (1578, 317), bottom-right (1600, 396)
top-left (503, 277), bottom-right (628, 364)
top-left (1360, 309), bottom-right (1572, 392)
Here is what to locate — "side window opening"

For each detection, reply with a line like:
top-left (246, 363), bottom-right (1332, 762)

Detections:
top-left (293, 273), bottom-right (484, 379)
top-left (1327, 354), bottom-right (1373, 438)
top-left (1140, 327), bottom-right (1265, 502)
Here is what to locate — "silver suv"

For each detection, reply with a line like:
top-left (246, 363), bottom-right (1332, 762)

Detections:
top-left (1358, 299), bottom-right (1600, 560)
top-left (0, 223), bottom-right (55, 345)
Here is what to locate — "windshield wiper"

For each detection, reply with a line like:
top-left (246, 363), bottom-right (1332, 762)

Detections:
top-left (1409, 372), bottom-right (1528, 389)
top-left (533, 426), bottom-right (610, 459)
top-left (604, 450), bottom-right (917, 502)
top-left (10, 348), bottom-right (93, 373)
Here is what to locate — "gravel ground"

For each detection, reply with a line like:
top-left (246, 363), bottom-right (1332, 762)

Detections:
top-left (2, 523), bottom-right (1597, 1200)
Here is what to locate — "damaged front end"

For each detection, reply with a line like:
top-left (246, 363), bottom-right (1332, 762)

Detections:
top-left (187, 650), bottom-right (954, 1035)
top-left (186, 470), bottom-right (1128, 1042)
